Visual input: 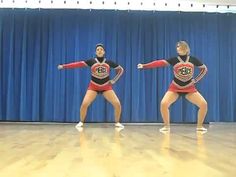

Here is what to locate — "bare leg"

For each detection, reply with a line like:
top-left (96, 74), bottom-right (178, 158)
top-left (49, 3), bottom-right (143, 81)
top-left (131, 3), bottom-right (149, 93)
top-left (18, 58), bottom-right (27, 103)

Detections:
top-left (80, 90), bottom-right (97, 123)
top-left (185, 91), bottom-right (208, 130)
top-left (103, 90), bottom-right (122, 124)
top-left (160, 91), bottom-right (179, 127)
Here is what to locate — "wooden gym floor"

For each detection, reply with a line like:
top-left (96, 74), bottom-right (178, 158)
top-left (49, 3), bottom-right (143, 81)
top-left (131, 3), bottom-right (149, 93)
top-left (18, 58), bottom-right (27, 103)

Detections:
top-left (0, 123), bottom-right (235, 177)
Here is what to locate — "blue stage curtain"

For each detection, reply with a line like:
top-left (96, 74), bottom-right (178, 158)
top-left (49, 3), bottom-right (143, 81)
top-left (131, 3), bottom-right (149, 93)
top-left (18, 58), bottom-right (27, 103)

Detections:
top-left (0, 9), bottom-right (235, 122)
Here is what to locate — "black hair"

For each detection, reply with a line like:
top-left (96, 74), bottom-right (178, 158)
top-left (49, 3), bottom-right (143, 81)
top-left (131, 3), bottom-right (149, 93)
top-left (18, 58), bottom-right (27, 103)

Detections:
top-left (95, 43), bottom-right (105, 51)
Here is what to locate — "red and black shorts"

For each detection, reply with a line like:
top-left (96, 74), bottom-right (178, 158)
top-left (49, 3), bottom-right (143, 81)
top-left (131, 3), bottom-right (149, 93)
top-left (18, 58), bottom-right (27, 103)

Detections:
top-left (168, 81), bottom-right (197, 95)
top-left (88, 81), bottom-right (112, 94)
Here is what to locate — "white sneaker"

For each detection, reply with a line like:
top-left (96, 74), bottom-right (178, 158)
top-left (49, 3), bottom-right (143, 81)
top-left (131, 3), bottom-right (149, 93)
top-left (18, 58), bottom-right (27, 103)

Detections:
top-left (159, 126), bottom-right (170, 132)
top-left (75, 121), bottom-right (84, 129)
top-left (115, 122), bottom-right (124, 129)
top-left (196, 127), bottom-right (207, 132)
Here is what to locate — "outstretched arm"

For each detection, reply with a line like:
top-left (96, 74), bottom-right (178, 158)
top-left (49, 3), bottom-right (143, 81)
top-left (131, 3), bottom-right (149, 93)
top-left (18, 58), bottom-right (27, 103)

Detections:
top-left (58, 61), bottom-right (88, 70)
top-left (137, 59), bottom-right (169, 69)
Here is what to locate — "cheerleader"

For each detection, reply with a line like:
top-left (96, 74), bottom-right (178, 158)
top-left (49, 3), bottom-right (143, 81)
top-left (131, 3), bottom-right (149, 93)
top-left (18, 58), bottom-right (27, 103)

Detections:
top-left (137, 41), bottom-right (208, 132)
top-left (58, 44), bottom-right (124, 129)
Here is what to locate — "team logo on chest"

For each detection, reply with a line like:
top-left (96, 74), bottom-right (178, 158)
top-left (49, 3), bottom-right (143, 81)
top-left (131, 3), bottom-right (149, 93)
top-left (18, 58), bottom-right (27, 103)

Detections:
top-left (174, 63), bottom-right (194, 82)
top-left (91, 63), bottom-right (110, 79)
top-left (178, 66), bottom-right (192, 75)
